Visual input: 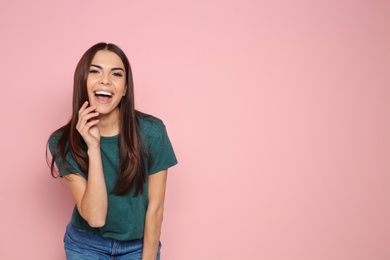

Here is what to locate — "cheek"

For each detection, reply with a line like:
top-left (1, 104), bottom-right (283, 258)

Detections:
top-left (87, 77), bottom-right (97, 87)
top-left (86, 81), bottom-right (96, 102)
top-left (115, 82), bottom-right (127, 95)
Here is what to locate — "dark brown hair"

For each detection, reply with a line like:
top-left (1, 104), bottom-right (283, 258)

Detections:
top-left (47, 42), bottom-right (148, 196)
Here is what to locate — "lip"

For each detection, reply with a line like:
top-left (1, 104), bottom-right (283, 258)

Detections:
top-left (93, 89), bottom-right (114, 104)
top-left (94, 89), bottom-right (114, 96)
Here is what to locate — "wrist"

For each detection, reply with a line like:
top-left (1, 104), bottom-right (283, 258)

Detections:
top-left (87, 146), bottom-right (101, 154)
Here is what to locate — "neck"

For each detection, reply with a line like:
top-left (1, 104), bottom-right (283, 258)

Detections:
top-left (97, 108), bottom-right (120, 136)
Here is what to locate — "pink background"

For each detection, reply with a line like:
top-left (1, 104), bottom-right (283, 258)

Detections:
top-left (1, 0), bottom-right (389, 259)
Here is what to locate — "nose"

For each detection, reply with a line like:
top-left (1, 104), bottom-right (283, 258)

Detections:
top-left (100, 73), bottom-right (111, 85)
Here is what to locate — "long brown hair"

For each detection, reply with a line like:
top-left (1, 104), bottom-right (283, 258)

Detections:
top-left (47, 42), bottom-right (148, 196)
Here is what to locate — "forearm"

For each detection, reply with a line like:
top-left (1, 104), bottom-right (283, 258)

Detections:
top-left (80, 146), bottom-right (108, 227)
top-left (142, 207), bottom-right (164, 260)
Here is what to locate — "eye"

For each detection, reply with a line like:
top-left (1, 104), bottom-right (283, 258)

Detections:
top-left (89, 69), bottom-right (100, 74)
top-left (113, 72), bottom-right (123, 77)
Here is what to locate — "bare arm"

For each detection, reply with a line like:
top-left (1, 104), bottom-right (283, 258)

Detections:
top-left (64, 147), bottom-right (107, 227)
top-left (142, 170), bottom-right (168, 260)
top-left (64, 101), bottom-right (108, 227)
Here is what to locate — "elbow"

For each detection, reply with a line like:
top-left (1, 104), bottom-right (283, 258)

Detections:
top-left (79, 206), bottom-right (107, 228)
top-left (147, 206), bottom-right (164, 221)
top-left (87, 218), bottom-right (106, 228)
top-left (82, 211), bottom-right (106, 228)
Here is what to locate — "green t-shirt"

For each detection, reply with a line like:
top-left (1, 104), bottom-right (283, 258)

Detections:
top-left (48, 115), bottom-right (178, 241)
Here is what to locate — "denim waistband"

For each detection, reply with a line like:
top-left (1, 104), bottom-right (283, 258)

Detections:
top-left (65, 222), bottom-right (147, 257)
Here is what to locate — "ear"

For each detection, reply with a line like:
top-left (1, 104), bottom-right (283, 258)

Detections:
top-left (123, 85), bottom-right (127, 96)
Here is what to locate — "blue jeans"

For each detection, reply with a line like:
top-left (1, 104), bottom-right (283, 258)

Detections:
top-left (64, 223), bottom-right (161, 259)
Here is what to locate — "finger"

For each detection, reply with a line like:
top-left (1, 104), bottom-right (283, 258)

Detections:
top-left (78, 101), bottom-right (99, 117)
top-left (78, 101), bottom-right (89, 115)
top-left (76, 112), bottom-right (99, 131)
top-left (79, 104), bottom-right (97, 118)
top-left (77, 118), bottom-right (99, 136)
top-left (85, 119), bottom-right (100, 128)
top-left (81, 112), bottom-right (99, 122)
top-left (77, 104), bottom-right (98, 126)
top-left (80, 120), bottom-right (100, 135)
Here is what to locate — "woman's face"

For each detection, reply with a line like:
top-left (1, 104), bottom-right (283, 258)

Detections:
top-left (86, 50), bottom-right (127, 115)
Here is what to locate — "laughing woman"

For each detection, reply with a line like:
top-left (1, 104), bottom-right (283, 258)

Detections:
top-left (47, 43), bottom-right (177, 260)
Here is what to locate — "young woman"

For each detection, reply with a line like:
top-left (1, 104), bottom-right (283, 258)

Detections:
top-left (47, 42), bottom-right (177, 259)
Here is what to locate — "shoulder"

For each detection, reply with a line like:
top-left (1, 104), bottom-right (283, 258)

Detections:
top-left (137, 112), bottom-right (166, 138)
top-left (136, 112), bottom-right (178, 173)
top-left (48, 130), bottom-right (64, 152)
top-left (49, 130), bottom-right (63, 141)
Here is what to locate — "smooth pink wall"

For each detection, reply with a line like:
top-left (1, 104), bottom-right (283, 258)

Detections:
top-left (1, 0), bottom-right (389, 259)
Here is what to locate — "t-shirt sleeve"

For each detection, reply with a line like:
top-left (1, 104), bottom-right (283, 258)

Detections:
top-left (145, 120), bottom-right (178, 175)
top-left (48, 133), bottom-right (86, 179)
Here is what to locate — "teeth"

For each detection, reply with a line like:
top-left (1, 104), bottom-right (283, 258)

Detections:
top-left (95, 91), bottom-right (112, 96)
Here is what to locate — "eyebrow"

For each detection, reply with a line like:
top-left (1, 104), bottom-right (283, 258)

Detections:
top-left (90, 64), bottom-right (125, 72)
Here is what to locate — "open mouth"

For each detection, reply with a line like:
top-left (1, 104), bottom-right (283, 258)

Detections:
top-left (94, 90), bottom-right (113, 103)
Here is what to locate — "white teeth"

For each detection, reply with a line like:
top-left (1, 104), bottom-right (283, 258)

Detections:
top-left (95, 91), bottom-right (113, 96)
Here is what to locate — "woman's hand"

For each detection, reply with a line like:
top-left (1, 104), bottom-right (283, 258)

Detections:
top-left (76, 101), bottom-right (100, 148)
